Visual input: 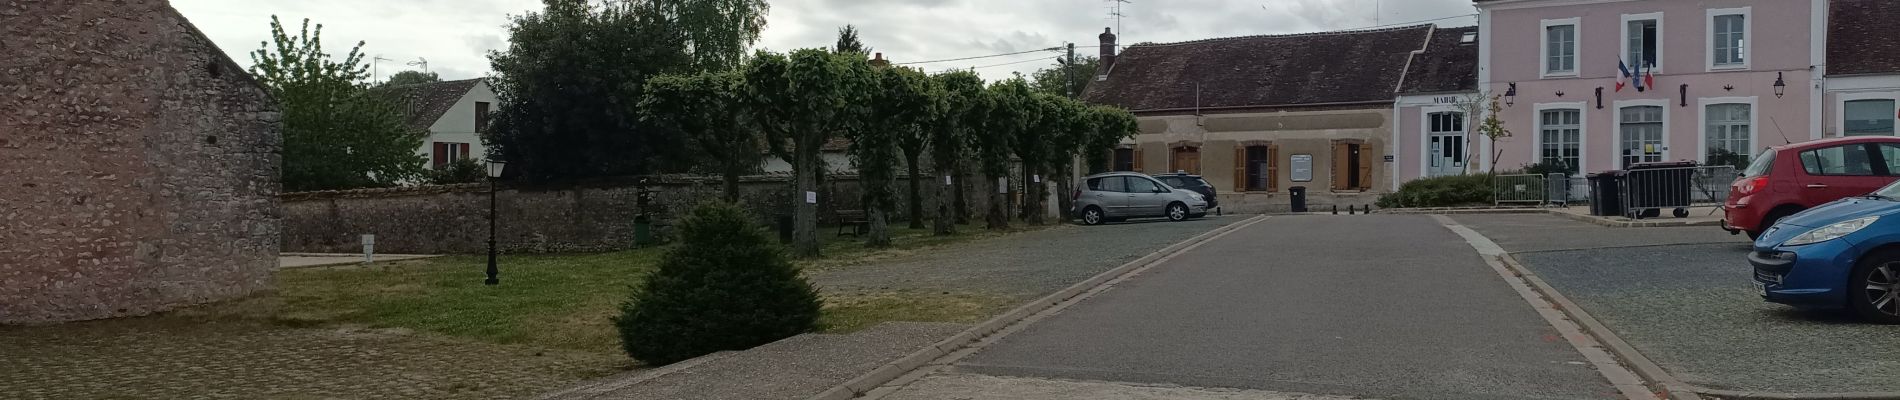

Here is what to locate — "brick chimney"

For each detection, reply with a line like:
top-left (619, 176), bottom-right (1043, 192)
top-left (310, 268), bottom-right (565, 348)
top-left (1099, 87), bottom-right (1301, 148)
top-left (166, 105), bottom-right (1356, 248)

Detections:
top-left (870, 52), bottom-right (890, 67)
top-left (1098, 28), bottom-right (1117, 69)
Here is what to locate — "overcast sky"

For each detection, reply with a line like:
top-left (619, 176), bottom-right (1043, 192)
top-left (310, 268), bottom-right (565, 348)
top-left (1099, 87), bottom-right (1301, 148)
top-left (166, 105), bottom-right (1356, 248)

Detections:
top-left (173, 0), bottom-right (1477, 83)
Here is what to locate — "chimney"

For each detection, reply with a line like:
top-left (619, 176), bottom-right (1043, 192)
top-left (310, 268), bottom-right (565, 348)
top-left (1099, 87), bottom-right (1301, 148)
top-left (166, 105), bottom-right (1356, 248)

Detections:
top-left (870, 52), bottom-right (890, 67)
top-left (1098, 27), bottom-right (1118, 67)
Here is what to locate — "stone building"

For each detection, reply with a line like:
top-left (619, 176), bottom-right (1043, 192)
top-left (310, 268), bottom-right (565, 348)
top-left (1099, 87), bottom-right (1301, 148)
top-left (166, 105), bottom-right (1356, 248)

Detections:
top-left (0, 1), bottom-right (282, 324)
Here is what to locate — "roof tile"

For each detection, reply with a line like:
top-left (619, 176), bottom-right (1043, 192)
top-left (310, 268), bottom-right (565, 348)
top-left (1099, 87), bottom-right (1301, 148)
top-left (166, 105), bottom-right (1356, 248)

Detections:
top-left (1082, 25), bottom-right (1433, 111)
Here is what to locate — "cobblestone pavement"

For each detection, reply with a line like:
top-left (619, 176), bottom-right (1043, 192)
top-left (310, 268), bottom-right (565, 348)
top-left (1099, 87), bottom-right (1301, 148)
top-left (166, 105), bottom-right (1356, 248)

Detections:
top-left (882, 372), bottom-right (1364, 400)
top-left (1, 313), bottom-right (625, 400)
top-left (811, 216), bottom-right (1243, 299)
top-left (1455, 213), bottom-right (1900, 393)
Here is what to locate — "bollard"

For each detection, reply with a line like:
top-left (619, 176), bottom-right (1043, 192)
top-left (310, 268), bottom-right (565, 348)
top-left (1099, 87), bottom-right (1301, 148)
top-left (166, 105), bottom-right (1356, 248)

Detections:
top-left (1332, 204), bottom-right (1338, 215)
top-left (1349, 205), bottom-right (1357, 215)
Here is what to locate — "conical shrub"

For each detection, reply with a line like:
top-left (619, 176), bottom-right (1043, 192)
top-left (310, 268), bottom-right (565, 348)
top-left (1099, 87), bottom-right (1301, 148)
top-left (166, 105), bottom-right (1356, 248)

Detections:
top-left (615, 201), bottom-right (823, 365)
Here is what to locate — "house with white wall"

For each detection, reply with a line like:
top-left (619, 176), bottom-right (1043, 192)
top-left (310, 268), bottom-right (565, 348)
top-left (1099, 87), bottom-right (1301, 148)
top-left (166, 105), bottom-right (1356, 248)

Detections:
top-left (1393, 26), bottom-right (1482, 189)
top-left (1823, 0), bottom-right (1900, 139)
top-left (383, 78), bottom-right (498, 170)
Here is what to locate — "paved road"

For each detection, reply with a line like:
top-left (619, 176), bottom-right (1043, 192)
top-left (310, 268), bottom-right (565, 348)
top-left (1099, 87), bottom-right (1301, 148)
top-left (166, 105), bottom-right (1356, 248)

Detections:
top-left (931, 214), bottom-right (1618, 400)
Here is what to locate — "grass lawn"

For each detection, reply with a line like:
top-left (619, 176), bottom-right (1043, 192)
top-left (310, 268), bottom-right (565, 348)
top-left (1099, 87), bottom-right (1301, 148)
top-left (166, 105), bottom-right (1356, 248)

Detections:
top-left (278, 222), bottom-right (1056, 356)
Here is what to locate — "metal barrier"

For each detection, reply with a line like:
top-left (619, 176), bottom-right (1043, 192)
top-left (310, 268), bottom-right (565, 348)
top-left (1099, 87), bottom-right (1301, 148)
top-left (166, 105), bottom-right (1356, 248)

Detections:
top-left (1621, 165), bottom-right (1736, 218)
top-left (1493, 174), bottom-right (1549, 206)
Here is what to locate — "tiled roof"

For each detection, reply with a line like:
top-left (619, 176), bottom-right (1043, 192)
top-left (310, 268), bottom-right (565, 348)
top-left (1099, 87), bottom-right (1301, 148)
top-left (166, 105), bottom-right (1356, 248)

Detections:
top-left (1829, 0), bottom-right (1900, 76)
top-left (1400, 26), bottom-right (1479, 94)
top-left (1082, 25), bottom-right (1432, 112)
top-left (378, 78), bottom-right (481, 131)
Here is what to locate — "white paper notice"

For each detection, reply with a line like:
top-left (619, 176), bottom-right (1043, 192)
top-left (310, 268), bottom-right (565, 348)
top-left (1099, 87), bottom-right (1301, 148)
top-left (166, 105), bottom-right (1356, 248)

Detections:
top-left (805, 191), bottom-right (818, 204)
top-left (944, 175), bottom-right (953, 186)
top-left (997, 177), bottom-right (1008, 193)
top-left (1033, 175), bottom-right (1041, 183)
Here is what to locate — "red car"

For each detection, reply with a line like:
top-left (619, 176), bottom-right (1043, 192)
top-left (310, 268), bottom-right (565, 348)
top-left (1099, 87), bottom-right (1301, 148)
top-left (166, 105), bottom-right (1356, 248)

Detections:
top-left (1726, 136), bottom-right (1900, 239)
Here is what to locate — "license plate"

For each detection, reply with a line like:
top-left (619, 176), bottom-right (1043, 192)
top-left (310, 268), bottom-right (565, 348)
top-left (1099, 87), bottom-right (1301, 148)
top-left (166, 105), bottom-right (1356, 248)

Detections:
top-left (1753, 280), bottom-right (1768, 296)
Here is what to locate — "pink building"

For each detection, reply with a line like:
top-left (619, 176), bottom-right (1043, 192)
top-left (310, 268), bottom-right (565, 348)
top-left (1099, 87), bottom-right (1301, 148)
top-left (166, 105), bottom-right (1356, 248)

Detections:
top-left (1472, 0), bottom-right (1825, 178)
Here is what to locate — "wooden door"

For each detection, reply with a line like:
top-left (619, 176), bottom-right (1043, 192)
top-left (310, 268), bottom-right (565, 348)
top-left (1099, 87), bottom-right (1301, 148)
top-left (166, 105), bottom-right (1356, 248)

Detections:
top-left (1332, 143), bottom-right (1350, 190)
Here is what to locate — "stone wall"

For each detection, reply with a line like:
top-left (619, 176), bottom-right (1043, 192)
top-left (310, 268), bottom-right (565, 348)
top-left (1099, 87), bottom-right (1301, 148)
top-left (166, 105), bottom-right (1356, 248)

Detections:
top-left (1, 1), bottom-right (283, 324)
top-left (280, 174), bottom-right (1002, 254)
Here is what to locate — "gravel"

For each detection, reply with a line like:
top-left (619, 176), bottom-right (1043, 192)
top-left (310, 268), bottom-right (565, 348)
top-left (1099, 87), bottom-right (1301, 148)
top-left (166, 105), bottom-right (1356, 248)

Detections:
top-left (1458, 213), bottom-right (1900, 393)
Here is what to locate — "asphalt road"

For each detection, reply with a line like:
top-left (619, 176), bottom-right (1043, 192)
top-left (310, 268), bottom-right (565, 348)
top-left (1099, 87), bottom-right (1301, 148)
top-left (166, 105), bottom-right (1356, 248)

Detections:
top-left (950, 214), bottom-right (1618, 400)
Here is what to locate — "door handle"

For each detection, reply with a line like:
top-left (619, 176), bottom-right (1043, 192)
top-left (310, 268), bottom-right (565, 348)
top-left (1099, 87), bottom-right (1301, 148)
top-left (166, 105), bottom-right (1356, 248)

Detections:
top-left (1806, 184), bottom-right (1829, 189)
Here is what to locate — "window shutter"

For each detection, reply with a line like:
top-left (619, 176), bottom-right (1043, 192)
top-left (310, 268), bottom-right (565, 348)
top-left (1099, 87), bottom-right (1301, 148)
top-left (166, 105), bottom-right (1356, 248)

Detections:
top-left (1359, 147), bottom-right (1374, 191)
top-left (432, 142), bottom-right (447, 168)
top-left (1267, 144), bottom-right (1280, 192)
top-left (1133, 149), bottom-right (1144, 172)
top-left (459, 143), bottom-right (471, 161)
top-left (1233, 146), bottom-right (1246, 192)
top-left (1332, 143), bottom-right (1350, 191)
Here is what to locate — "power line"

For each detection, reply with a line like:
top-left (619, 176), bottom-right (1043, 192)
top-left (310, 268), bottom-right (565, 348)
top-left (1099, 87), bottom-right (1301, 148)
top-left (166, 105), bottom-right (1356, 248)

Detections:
top-left (933, 54), bottom-right (1058, 74)
top-left (1341, 13), bottom-right (1476, 31)
top-left (895, 46), bottom-right (1063, 65)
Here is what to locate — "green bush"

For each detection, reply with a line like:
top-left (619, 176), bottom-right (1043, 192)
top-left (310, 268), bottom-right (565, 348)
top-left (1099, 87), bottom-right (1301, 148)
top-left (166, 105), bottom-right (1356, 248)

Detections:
top-left (614, 201), bottom-right (822, 365)
top-left (429, 159), bottom-right (488, 185)
top-left (1376, 174), bottom-right (1496, 208)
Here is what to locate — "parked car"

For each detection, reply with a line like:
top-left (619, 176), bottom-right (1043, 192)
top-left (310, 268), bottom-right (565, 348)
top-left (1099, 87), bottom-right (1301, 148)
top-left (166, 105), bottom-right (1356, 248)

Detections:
top-left (1072, 172), bottom-right (1209, 225)
top-left (1154, 172), bottom-right (1220, 214)
top-left (1750, 180), bottom-right (1900, 323)
top-left (1724, 136), bottom-right (1900, 240)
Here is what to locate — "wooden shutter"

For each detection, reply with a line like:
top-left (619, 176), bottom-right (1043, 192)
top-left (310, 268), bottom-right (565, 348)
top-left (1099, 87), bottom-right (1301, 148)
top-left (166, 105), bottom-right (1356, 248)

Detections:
top-left (1133, 149), bottom-right (1145, 172)
top-left (432, 142), bottom-right (448, 168)
top-left (1233, 147), bottom-right (1246, 192)
top-left (1332, 143), bottom-right (1350, 191)
top-left (458, 143), bottom-right (471, 161)
top-left (1358, 145), bottom-right (1373, 191)
top-left (1266, 144), bottom-right (1280, 192)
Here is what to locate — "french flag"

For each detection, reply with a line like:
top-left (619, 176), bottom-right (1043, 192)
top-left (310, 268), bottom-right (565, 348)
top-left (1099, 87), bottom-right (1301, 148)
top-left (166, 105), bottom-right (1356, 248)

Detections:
top-left (1643, 63), bottom-right (1657, 91)
top-left (1617, 60), bottom-right (1632, 92)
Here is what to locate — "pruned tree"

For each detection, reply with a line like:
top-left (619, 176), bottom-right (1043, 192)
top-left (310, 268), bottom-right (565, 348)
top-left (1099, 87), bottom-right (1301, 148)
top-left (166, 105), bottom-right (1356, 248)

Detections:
top-left (1043, 96), bottom-right (1096, 223)
top-left (929, 71), bottom-right (987, 235)
top-left (866, 66), bottom-right (936, 238)
top-left (743, 49), bottom-right (876, 257)
top-left (250, 16), bottom-right (426, 192)
top-left (486, 0), bottom-right (691, 182)
top-left (979, 78), bottom-right (1033, 230)
top-left (1088, 105), bottom-right (1141, 174)
top-left (640, 71), bottom-right (759, 201)
top-left (1014, 93), bottom-right (1061, 225)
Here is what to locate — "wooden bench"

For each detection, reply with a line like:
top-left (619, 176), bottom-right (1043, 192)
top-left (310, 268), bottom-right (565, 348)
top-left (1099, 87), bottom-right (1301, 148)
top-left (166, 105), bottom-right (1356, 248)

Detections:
top-left (835, 209), bottom-right (868, 237)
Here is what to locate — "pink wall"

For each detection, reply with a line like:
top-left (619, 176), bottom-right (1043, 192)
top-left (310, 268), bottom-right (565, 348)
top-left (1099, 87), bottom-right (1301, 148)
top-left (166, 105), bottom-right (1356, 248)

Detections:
top-left (1398, 106), bottom-right (1422, 185)
top-left (1484, 0), bottom-right (1817, 174)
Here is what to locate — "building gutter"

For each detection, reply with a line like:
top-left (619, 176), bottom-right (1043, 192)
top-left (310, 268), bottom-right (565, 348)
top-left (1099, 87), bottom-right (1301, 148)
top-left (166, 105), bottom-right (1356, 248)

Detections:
top-left (1131, 100), bottom-right (1395, 115)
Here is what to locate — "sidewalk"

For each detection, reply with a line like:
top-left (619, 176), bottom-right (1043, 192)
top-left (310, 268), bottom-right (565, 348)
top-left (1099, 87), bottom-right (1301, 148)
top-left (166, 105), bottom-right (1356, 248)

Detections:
top-left (1384, 205), bottom-right (1727, 228)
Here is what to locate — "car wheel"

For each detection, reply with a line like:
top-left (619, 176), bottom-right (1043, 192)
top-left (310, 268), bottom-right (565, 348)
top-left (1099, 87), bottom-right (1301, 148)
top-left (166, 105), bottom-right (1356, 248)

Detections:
top-left (1760, 207), bottom-right (1800, 234)
top-left (1166, 203), bottom-right (1188, 222)
top-left (1850, 253), bottom-right (1900, 324)
top-left (1745, 230), bottom-right (1762, 241)
top-left (1081, 207), bottom-right (1106, 226)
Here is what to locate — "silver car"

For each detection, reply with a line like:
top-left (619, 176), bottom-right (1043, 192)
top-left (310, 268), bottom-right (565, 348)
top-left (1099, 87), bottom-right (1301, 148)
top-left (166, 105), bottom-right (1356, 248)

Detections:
top-left (1072, 172), bottom-right (1210, 225)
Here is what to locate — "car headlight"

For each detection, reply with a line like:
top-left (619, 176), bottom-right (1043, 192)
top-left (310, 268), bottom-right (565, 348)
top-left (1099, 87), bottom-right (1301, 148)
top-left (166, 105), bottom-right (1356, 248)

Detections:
top-left (1186, 192), bottom-right (1203, 200)
top-left (1784, 216), bottom-right (1880, 246)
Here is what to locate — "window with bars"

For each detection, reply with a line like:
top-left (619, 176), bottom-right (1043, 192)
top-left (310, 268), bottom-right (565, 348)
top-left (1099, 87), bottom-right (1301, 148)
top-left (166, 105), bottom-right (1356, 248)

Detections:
top-left (1546, 24), bottom-right (1577, 74)
top-left (1540, 109), bottom-right (1582, 175)
top-left (1705, 103), bottom-right (1752, 168)
top-left (1712, 14), bottom-right (1746, 67)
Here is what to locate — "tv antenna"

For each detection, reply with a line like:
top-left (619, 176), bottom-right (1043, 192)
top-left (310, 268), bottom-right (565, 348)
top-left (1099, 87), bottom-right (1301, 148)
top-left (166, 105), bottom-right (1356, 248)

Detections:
top-left (406, 57), bottom-right (430, 73)
top-left (372, 55), bottom-right (393, 83)
top-left (1106, 0), bottom-right (1131, 44)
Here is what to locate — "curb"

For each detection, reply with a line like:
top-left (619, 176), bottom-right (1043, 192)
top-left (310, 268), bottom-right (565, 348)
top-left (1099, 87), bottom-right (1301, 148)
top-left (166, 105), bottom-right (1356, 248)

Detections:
top-left (805, 214), bottom-right (1273, 400)
top-left (534, 351), bottom-right (738, 399)
top-left (1495, 253), bottom-right (1900, 400)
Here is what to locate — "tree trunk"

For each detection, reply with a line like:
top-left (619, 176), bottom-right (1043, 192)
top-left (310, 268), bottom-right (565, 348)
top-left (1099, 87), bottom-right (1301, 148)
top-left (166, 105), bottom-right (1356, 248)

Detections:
top-left (904, 152), bottom-right (926, 229)
top-left (933, 167), bottom-right (957, 236)
top-left (986, 173), bottom-right (1009, 230)
top-left (866, 169), bottom-right (894, 247)
top-left (722, 169), bottom-right (742, 203)
top-left (953, 164), bottom-right (971, 224)
top-left (1054, 162), bottom-right (1074, 224)
top-left (1021, 166), bottom-right (1044, 225)
top-left (792, 150), bottom-right (821, 257)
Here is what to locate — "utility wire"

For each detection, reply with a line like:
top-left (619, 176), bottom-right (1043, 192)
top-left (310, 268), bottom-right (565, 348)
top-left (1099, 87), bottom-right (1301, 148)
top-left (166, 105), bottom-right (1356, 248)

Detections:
top-left (896, 46), bottom-right (1062, 65)
top-left (932, 54), bottom-right (1058, 74)
top-left (897, 12), bottom-right (1474, 69)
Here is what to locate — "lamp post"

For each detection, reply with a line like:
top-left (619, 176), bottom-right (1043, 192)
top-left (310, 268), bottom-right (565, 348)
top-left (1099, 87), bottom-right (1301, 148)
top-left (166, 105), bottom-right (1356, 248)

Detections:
top-left (485, 160), bottom-right (506, 286)
top-left (1773, 72), bottom-right (1788, 99)
top-left (1504, 82), bottom-right (1518, 107)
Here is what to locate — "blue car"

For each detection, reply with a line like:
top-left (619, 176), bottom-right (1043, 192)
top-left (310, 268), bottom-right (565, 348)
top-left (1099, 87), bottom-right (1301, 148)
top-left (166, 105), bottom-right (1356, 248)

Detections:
top-left (1751, 181), bottom-right (1900, 324)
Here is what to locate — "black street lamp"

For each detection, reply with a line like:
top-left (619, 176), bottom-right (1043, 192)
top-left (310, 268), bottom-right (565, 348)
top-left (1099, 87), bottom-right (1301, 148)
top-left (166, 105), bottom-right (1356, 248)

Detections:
top-left (485, 159), bottom-right (506, 286)
top-left (1504, 82), bottom-right (1518, 107)
top-left (1773, 72), bottom-right (1788, 99)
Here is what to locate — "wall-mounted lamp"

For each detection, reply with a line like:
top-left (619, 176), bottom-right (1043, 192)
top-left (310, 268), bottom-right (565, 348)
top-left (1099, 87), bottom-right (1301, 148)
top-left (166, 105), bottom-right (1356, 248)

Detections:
top-left (1773, 72), bottom-right (1787, 98)
top-left (1504, 83), bottom-right (1518, 106)
top-left (1679, 84), bottom-right (1689, 107)
top-left (1555, 90), bottom-right (1566, 98)
top-left (1723, 84), bottom-right (1735, 92)
top-left (1594, 87), bottom-right (1604, 110)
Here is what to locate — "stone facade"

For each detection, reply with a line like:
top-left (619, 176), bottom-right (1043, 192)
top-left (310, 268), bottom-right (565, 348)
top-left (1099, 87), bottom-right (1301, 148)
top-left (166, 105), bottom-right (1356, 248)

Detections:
top-left (280, 174), bottom-right (999, 254)
top-left (0, 1), bottom-right (283, 324)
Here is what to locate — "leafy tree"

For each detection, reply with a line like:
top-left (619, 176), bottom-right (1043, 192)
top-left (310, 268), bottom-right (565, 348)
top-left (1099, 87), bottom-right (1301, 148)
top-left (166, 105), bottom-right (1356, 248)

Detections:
top-left (379, 70), bottom-right (440, 87)
top-left (640, 71), bottom-right (760, 201)
top-left (835, 24), bottom-right (871, 55)
top-left (1043, 97), bottom-right (1096, 223)
top-left (250, 16), bottom-right (426, 192)
top-left (1013, 93), bottom-right (1060, 225)
top-left (743, 49), bottom-right (876, 257)
top-left (1087, 105), bottom-right (1140, 174)
top-left (888, 68), bottom-right (940, 230)
top-left (615, 201), bottom-right (821, 365)
top-left (929, 71), bottom-right (988, 234)
top-left (650, 0), bottom-right (771, 71)
top-left (1029, 55), bottom-right (1098, 98)
top-left (486, 0), bottom-right (690, 183)
top-left (1453, 92), bottom-right (1512, 174)
top-left (854, 65), bottom-right (936, 244)
top-left (428, 159), bottom-right (488, 184)
top-left (978, 78), bottom-right (1034, 230)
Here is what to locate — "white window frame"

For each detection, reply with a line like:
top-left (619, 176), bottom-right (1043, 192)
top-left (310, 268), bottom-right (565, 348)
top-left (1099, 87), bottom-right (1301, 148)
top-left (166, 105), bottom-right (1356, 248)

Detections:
top-left (1532, 102), bottom-right (1589, 175)
top-left (1419, 105), bottom-right (1467, 177)
top-left (1621, 12), bottom-right (1665, 72)
top-left (1839, 91), bottom-right (1900, 137)
top-left (1696, 97), bottom-right (1759, 163)
top-left (1706, 7), bottom-right (1752, 71)
top-left (1614, 99), bottom-right (1672, 167)
top-left (1541, 18), bottom-right (1582, 78)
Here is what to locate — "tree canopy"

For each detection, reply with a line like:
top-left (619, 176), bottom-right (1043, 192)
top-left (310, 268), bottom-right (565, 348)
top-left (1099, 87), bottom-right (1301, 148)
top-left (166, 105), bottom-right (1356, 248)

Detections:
top-left (250, 16), bottom-right (425, 192)
top-left (639, 71), bottom-right (759, 200)
top-left (835, 25), bottom-right (870, 55)
top-left (1029, 55), bottom-right (1098, 98)
top-left (742, 49), bottom-right (876, 256)
top-left (650, 0), bottom-right (770, 70)
top-left (379, 70), bottom-right (440, 87)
